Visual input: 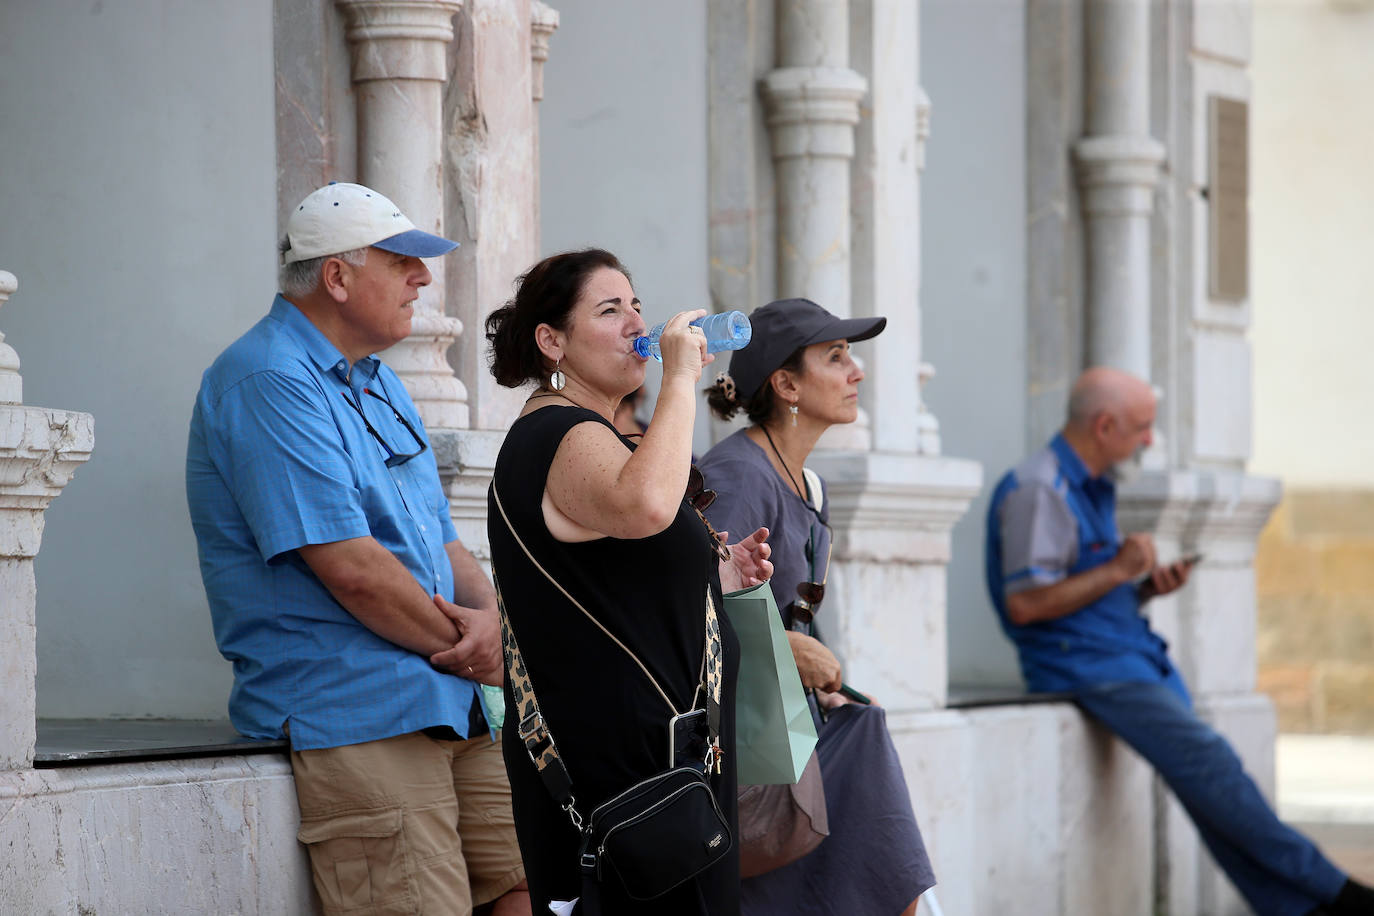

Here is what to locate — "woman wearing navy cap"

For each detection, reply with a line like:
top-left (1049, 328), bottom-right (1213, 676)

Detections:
top-left (699, 298), bottom-right (936, 916)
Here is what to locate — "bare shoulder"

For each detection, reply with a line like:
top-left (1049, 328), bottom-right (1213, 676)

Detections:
top-left (542, 414), bottom-right (633, 543)
top-left (546, 417), bottom-right (633, 499)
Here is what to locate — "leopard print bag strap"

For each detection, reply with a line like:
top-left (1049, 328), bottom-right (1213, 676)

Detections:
top-left (496, 574), bottom-right (583, 828)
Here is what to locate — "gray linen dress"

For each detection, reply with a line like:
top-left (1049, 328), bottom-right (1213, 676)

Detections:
top-left (699, 429), bottom-right (936, 915)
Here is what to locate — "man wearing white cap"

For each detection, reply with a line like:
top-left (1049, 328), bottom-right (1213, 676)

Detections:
top-left (187, 183), bottom-right (528, 915)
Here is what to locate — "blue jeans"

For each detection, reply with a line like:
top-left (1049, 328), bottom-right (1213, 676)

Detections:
top-left (1074, 678), bottom-right (1346, 916)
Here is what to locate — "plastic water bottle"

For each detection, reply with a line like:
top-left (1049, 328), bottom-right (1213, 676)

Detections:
top-left (634, 311), bottom-right (752, 361)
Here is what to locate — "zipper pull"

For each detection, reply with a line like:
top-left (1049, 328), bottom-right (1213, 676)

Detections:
top-left (711, 743), bottom-right (723, 775)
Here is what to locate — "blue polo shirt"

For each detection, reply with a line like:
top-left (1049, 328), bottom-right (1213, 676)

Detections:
top-left (984, 433), bottom-right (1174, 694)
top-left (186, 295), bottom-right (481, 750)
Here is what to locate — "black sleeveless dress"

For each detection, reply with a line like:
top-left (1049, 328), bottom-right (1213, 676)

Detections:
top-left (489, 405), bottom-right (741, 915)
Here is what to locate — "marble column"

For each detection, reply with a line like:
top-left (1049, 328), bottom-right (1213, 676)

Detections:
top-left (0, 272), bottom-right (94, 770)
top-left (1074, 0), bottom-right (1164, 380)
top-left (761, 0), bottom-right (868, 447)
top-left (792, 1), bottom-right (980, 712)
top-left (338, 0), bottom-right (469, 431)
top-left (762, 1), bottom-right (867, 312)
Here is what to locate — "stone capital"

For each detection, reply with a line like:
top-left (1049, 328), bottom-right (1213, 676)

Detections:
top-left (1073, 134), bottom-right (1166, 216)
top-left (760, 66), bottom-right (867, 160)
top-left (337, 0), bottom-right (464, 83)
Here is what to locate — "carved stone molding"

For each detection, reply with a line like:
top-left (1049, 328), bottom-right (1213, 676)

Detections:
top-left (760, 67), bottom-right (867, 160)
top-left (0, 409), bottom-right (95, 560)
top-left (810, 451), bottom-right (982, 564)
top-left (530, 2), bottom-right (559, 103)
top-left (1116, 468), bottom-right (1281, 565)
top-left (338, 0), bottom-right (464, 81)
top-left (1073, 134), bottom-right (1166, 217)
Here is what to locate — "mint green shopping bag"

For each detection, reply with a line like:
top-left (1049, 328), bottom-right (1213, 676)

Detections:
top-left (725, 582), bottom-right (818, 785)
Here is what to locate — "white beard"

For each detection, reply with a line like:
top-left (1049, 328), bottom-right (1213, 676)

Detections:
top-left (1107, 450), bottom-right (1145, 486)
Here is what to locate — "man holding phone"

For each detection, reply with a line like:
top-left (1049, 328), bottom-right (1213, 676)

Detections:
top-left (984, 367), bottom-right (1373, 916)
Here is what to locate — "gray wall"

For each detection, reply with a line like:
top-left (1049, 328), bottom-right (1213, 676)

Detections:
top-left (0, 1), bottom-right (275, 717)
top-left (538, 0), bottom-right (712, 450)
top-left (921, 0), bottom-right (1028, 687)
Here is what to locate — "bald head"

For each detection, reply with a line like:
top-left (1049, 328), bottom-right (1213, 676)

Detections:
top-left (1067, 368), bottom-right (1154, 430)
top-left (1061, 367), bottom-right (1156, 477)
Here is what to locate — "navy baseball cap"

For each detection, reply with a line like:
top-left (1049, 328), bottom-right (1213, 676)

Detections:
top-left (727, 298), bottom-right (887, 401)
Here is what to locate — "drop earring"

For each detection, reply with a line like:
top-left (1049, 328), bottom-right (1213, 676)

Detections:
top-left (789, 402), bottom-right (799, 427)
top-left (550, 359), bottom-right (566, 392)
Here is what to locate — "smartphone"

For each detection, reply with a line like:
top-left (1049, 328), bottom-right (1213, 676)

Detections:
top-left (838, 683), bottom-right (873, 705)
top-left (1137, 553), bottom-right (1205, 600)
top-left (668, 709), bottom-right (709, 768)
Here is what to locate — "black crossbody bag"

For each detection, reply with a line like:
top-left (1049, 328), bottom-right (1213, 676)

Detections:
top-left (493, 486), bottom-right (732, 907)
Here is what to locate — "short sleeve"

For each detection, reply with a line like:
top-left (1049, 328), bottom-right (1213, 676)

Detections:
top-left (208, 370), bottom-right (371, 561)
top-left (997, 480), bottom-right (1078, 594)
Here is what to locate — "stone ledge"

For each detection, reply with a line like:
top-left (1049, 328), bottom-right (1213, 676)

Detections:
top-left (32, 718), bottom-right (286, 768)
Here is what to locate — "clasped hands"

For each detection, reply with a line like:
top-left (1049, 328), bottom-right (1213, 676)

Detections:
top-left (428, 596), bottom-right (504, 686)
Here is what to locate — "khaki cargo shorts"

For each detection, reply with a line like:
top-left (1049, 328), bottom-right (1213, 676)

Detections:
top-left (291, 729), bottom-right (524, 915)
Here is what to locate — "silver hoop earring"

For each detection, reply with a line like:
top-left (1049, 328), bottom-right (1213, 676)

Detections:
top-left (789, 403), bottom-right (799, 427)
top-left (549, 359), bottom-right (566, 392)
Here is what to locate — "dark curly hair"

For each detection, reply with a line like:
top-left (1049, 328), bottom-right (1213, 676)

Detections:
top-left (703, 347), bottom-right (806, 425)
top-left (485, 248), bottom-right (632, 388)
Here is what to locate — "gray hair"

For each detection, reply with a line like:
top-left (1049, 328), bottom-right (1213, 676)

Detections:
top-left (278, 237), bottom-right (368, 298)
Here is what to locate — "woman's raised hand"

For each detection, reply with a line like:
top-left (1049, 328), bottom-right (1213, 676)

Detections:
top-left (657, 309), bottom-right (715, 381)
top-left (717, 526), bottom-right (773, 592)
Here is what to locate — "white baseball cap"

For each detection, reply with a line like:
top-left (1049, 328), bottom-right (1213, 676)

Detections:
top-left (280, 181), bottom-right (458, 265)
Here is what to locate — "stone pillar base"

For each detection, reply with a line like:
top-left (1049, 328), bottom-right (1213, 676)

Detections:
top-left (432, 428), bottom-right (504, 569)
top-left (1, 405), bottom-right (94, 770)
top-left (807, 450), bottom-right (981, 710)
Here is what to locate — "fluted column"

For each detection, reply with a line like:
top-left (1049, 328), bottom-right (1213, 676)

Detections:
top-left (0, 272), bottom-right (94, 770)
top-left (1074, 0), bottom-right (1165, 380)
top-left (338, 0), bottom-right (469, 430)
top-left (762, 0), bottom-right (868, 447)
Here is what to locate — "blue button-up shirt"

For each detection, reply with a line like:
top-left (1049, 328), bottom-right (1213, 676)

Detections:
top-left (984, 433), bottom-right (1175, 693)
top-left (187, 296), bottom-right (481, 750)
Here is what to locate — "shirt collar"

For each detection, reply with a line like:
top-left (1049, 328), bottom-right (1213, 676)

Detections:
top-left (1051, 432), bottom-right (1096, 489)
top-left (270, 295), bottom-right (380, 384)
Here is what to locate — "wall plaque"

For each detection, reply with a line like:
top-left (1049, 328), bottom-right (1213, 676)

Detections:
top-left (1209, 96), bottom-right (1249, 301)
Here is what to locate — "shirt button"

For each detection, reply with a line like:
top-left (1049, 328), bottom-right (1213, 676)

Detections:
top-left (420, 524), bottom-right (427, 532)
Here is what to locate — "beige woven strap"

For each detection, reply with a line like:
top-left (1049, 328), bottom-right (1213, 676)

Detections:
top-left (493, 484), bottom-right (683, 714)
